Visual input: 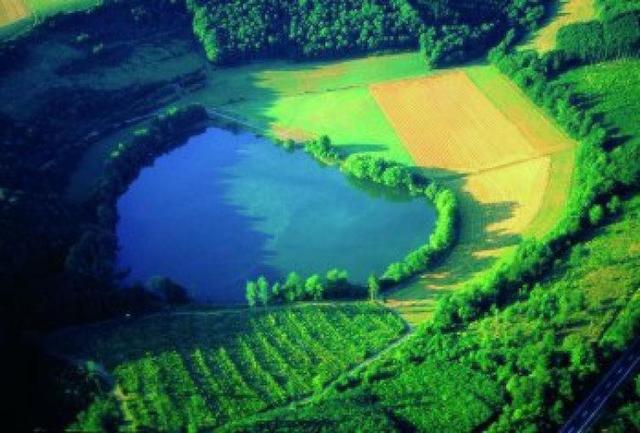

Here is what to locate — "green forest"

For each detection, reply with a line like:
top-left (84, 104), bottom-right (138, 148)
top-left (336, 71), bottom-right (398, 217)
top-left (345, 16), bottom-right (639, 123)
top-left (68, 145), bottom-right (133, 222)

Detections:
top-left (2, 0), bottom-right (640, 432)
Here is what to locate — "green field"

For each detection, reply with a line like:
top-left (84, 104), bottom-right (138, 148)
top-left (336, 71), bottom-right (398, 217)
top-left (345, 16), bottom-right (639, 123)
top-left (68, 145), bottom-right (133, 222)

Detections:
top-left (223, 86), bottom-right (413, 163)
top-left (192, 52), bottom-right (427, 163)
top-left (50, 303), bottom-right (408, 431)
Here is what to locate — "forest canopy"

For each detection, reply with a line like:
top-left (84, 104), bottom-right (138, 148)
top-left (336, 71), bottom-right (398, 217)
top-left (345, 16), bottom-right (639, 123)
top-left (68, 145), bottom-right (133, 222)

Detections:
top-left (186, 0), bottom-right (550, 66)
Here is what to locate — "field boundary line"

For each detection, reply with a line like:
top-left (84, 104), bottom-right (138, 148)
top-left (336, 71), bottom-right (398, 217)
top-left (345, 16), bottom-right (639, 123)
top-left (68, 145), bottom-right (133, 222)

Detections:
top-left (425, 147), bottom-right (570, 181)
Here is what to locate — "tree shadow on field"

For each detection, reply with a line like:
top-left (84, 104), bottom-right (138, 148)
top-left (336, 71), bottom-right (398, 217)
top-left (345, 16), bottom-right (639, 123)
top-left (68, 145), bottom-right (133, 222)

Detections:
top-left (391, 166), bottom-right (522, 299)
top-left (338, 143), bottom-right (389, 154)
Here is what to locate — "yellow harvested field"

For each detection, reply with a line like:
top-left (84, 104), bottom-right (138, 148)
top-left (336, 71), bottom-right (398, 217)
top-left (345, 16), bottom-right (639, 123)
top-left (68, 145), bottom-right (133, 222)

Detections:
top-left (465, 65), bottom-right (574, 157)
top-left (525, 147), bottom-right (575, 237)
top-left (379, 67), bottom-right (576, 315)
top-left (522, 0), bottom-right (595, 53)
top-left (0, 0), bottom-right (29, 26)
top-left (453, 158), bottom-right (550, 256)
top-left (371, 71), bottom-right (552, 174)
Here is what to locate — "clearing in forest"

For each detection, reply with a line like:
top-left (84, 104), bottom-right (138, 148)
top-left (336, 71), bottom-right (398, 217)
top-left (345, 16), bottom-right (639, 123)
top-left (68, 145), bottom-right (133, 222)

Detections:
top-left (0, 0), bottom-right (29, 26)
top-left (376, 66), bottom-right (576, 323)
top-left (208, 62), bottom-right (575, 324)
top-left (521, 0), bottom-right (595, 53)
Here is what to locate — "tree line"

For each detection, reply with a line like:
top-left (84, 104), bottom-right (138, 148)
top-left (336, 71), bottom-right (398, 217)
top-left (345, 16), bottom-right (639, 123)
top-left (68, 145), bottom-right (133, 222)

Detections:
top-left (66, 105), bottom-right (208, 292)
top-left (555, 11), bottom-right (640, 66)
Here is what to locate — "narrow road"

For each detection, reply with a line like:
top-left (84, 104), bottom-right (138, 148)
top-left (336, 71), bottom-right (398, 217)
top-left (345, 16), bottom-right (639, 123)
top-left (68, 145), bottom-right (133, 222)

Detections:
top-left (559, 339), bottom-right (640, 433)
top-left (297, 328), bottom-right (415, 404)
top-left (206, 108), bottom-right (264, 134)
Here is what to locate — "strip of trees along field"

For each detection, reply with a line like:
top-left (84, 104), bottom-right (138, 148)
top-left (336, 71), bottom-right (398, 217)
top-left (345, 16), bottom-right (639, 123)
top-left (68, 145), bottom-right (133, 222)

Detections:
top-left (186, 0), bottom-right (550, 67)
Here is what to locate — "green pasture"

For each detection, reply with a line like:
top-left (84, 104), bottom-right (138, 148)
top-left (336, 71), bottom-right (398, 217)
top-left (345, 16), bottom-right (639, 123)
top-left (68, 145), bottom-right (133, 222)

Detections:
top-left (223, 87), bottom-right (413, 163)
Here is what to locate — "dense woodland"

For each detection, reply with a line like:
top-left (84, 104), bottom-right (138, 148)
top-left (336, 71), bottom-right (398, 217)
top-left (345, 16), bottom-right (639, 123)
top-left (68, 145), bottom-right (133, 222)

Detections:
top-left (187, 0), bottom-right (551, 67)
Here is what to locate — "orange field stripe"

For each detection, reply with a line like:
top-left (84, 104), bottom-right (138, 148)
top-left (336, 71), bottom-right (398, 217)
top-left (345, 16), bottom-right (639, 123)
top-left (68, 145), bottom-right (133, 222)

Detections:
top-left (370, 71), bottom-right (543, 174)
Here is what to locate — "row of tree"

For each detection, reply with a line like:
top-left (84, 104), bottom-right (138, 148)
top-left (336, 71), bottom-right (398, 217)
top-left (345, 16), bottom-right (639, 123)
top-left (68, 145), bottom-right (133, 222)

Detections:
top-left (66, 105), bottom-right (208, 288)
top-left (342, 154), bottom-right (458, 285)
top-left (417, 0), bottom-right (548, 67)
top-left (245, 269), bottom-right (370, 306)
top-left (556, 11), bottom-right (640, 65)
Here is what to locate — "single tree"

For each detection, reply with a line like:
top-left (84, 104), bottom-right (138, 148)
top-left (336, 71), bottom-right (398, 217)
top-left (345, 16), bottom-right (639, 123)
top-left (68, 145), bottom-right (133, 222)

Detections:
top-left (246, 280), bottom-right (257, 307)
top-left (257, 276), bottom-right (270, 306)
top-left (368, 274), bottom-right (380, 301)
top-left (305, 274), bottom-right (324, 301)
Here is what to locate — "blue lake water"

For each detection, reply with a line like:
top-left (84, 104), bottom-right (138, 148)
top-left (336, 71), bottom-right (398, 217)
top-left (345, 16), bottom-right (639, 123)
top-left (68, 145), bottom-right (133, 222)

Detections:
top-left (116, 128), bottom-right (436, 302)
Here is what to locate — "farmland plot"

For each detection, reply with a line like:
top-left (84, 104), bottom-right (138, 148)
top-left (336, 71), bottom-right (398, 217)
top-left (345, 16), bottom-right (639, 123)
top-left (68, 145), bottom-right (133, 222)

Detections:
top-left (376, 67), bottom-right (576, 315)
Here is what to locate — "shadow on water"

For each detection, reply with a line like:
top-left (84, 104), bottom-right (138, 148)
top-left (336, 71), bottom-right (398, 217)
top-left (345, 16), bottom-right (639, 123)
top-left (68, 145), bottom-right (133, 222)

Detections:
top-left (116, 130), bottom-right (283, 303)
top-left (116, 129), bottom-right (435, 303)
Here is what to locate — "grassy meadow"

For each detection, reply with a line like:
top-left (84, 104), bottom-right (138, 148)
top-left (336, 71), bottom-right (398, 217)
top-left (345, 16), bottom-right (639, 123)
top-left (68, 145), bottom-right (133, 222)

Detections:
top-left (0, 0), bottom-right (102, 28)
top-left (25, 0), bottom-right (101, 20)
top-left (50, 303), bottom-right (407, 431)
